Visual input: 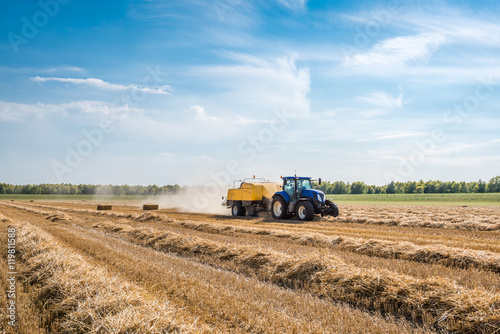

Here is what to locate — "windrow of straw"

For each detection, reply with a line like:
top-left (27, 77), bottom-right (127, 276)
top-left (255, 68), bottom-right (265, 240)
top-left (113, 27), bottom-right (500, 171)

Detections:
top-left (16, 221), bottom-right (200, 333)
top-left (45, 212), bottom-right (71, 222)
top-left (2, 202), bottom-right (172, 226)
top-left (13, 202), bottom-right (170, 222)
top-left (1, 202), bottom-right (59, 218)
top-left (7, 202), bottom-right (500, 273)
top-left (94, 220), bottom-right (500, 333)
top-left (332, 216), bottom-right (500, 231)
top-left (329, 205), bottom-right (500, 231)
top-left (0, 212), bottom-right (14, 223)
top-left (173, 220), bottom-right (500, 273)
top-left (61, 203), bottom-right (499, 274)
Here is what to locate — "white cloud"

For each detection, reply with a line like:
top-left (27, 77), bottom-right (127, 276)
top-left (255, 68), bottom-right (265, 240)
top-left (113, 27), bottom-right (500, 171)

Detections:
top-left (0, 100), bottom-right (142, 122)
top-left (231, 115), bottom-right (270, 125)
top-left (0, 101), bottom-right (49, 121)
top-left (426, 155), bottom-right (500, 167)
top-left (397, 9), bottom-right (500, 48)
top-left (31, 76), bottom-right (172, 95)
top-left (357, 131), bottom-right (425, 142)
top-left (47, 66), bottom-right (84, 73)
top-left (344, 33), bottom-right (445, 67)
top-left (365, 150), bottom-right (399, 160)
top-left (188, 105), bottom-right (219, 121)
top-left (187, 105), bottom-right (273, 125)
top-left (189, 154), bottom-right (213, 161)
top-left (356, 87), bottom-right (410, 109)
top-left (157, 152), bottom-right (173, 160)
top-left (195, 52), bottom-right (310, 117)
top-left (276, 0), bottom-right (308, 12)
top-left (432, 140), bottom-right (500, 155)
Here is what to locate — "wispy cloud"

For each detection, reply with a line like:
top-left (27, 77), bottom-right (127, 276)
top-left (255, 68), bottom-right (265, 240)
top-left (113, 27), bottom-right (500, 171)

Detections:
top-left (231, 115), bottom-right (270, 125)
top-left (195, 52), bottom-right (310, 117)
top-left (357, 131), bottom-right (425, 142)
top-left (396, 8), bottom-right (500, 47)
top-left (432, 140), bottom-right (500, 155)
top-left (188, 105), bottom-right (219, 121)
top-left (356, 87), bottom-right (410, 109)
top-left (0, 100), bottom-right (142, 122)
top-left (187, 105), bottom-right (275, 125)
top-left (47, 66), bottom-right (84, 73)
top-left (130, 0), bottom-right (258, 29)
top-left (31, 77), bottom-right (172, 95)
top-left (426, 154), bottom-right (500, 167)
top-left (344, 33), bottom-right (445, 67)
top-left (276, 0), bottom-right (308, 12)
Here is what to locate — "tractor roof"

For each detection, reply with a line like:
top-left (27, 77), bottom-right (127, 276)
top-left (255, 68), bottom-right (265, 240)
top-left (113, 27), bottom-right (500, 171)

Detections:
top-left (283, 176), bottom-right (311, 180)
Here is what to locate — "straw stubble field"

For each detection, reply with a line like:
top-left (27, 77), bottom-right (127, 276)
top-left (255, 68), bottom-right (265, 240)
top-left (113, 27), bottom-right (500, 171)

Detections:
top-left (1, 200), bottom-right (500, 333)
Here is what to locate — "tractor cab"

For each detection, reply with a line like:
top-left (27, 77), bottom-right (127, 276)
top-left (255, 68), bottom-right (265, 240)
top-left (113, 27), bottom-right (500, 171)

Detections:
top-left (283, 176), bottom-right (314, 200)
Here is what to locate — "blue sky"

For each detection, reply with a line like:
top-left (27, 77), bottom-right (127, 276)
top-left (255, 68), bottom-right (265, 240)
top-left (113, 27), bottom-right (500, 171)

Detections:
top-left (1, 0), bottom-right (499, 186)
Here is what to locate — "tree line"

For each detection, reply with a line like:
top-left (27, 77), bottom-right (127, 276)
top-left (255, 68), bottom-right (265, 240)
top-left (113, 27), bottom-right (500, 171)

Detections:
top-left (1, 176), bottom-right (499, 195)
top-left (0, 183), bottom-right (182, 195)
top-left (314, 176), bottom-right (500, 194)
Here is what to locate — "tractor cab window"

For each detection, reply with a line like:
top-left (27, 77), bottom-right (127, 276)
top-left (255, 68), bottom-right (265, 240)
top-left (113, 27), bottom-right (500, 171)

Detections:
top-left (298, 179), bottom-right (312, 190)
top-left (284, 179), bottom-right (295, 198)
top-left (297, 179), bottom-right (312, 195)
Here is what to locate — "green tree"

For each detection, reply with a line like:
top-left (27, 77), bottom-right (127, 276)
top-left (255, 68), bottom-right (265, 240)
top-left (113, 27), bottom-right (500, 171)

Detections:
top-left (404, 181), bottom-right (417, 194)
top-left (416, 180), bottom-right (425, 193)
top-left (350, 181), bottom-right (366, 194)
top-left (386, 181), bottom-right (396, 194)
top-left (486, 176), bottom-right (500, 193)
top-left (477, 179), bottom-right (486, 193)
top-left (332, 181), bottom-right (348, 194)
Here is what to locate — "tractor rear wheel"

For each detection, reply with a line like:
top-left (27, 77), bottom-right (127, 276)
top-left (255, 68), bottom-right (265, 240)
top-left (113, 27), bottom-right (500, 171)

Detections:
top-left (231, 201), bottom-right (245, 216)
top-left (296, 201), bottom-right (314, 221)
top-left (271, 196), bottom-right (288, 219)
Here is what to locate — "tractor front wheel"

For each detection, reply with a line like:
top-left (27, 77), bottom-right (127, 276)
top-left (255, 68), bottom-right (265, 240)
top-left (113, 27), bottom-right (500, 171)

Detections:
top-left (296, 201), bottom-right (314, 221)
top-left (324, 200), bottom-right (339, 217)
top-left (231, 201), bottom-right (246, 217)
top-left (271, 196), bottom-right (288, 219)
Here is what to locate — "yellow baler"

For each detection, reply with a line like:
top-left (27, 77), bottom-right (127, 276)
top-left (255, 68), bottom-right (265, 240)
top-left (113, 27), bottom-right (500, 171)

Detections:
top-left (224, 178), bottom-right (282, 216)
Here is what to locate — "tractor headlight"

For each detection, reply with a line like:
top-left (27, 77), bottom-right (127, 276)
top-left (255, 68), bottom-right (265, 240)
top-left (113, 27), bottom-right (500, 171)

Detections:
top-left (317, 193), bottom-right (323, 202)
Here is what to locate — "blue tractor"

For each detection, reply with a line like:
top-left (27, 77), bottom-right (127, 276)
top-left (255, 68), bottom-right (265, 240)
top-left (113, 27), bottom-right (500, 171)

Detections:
top-left (271, 176), bottom-right (339, 221)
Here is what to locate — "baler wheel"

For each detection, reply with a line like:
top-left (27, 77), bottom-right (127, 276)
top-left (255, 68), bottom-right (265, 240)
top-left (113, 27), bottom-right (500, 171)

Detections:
top-left (231, 201), bottom-right (246, 216)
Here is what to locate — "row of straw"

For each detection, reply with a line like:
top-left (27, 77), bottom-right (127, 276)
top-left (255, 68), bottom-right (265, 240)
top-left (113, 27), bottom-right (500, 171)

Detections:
top-left (6, 202), bottom-right (500, 274)
top-left (15, 221), bottom-right (200, 333)
top-left (94, 220), bottom-right (500, 333)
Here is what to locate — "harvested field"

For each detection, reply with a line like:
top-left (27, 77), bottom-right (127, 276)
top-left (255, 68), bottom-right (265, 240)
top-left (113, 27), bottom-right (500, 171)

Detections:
top-left (1, 200), bottom-right (500, 333)
top-left (333, 204), bottom-right (500, 231)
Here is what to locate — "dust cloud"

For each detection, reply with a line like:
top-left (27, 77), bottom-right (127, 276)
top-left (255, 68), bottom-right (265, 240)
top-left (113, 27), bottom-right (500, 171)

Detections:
top-left (144, 186), bottom-right (231, 215)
